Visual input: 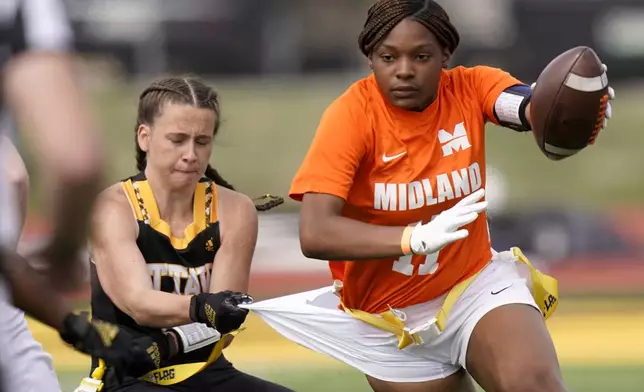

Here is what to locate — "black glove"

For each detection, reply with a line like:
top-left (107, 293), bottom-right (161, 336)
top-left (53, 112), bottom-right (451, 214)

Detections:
top-left (59, 312), bottom-right (134, 382)
top-left (189, 291), bottom-right (252, 334)
top-left (126, 331), bottom-right (176, 378)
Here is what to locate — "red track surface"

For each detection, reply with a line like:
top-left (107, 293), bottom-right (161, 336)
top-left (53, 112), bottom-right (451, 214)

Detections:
top-left (18, 216), bottom-right (644, 300)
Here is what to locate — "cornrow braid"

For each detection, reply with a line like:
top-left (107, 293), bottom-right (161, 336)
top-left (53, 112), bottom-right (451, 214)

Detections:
top-left (358, 0), bottom-right (460, 56)
top-left (134, 75), bottom-right (233, 190)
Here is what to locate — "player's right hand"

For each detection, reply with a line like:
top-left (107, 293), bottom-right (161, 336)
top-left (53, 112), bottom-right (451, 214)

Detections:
top-left (189, 291), bottom-right (253, 334)
top-left (58, 312), bottom-right (137, 382)
top-left (408, 188), bottom-right (488, 255)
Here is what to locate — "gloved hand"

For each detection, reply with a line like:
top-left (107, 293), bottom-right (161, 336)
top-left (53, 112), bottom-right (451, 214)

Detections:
top-left (189, 291), bottom-right (253, 334)
top-left (599, 63), bottom-right (615, 130)
top-left (126, 331), bottom-right (176, 378)
top-left (59, 312), bottom-right (136, 382)
top-left (405, 188), bottom-right (487, 255)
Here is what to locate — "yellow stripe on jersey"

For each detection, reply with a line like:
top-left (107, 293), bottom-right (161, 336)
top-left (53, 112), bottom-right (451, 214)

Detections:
top-left (122, 178), bottom-right (218, 250)
top-left (135, 180), bottom-right (206, 250)
top-left (209, 184), bottom-right (219, 224)
top-left (121, 180), bottom-right (144, 221)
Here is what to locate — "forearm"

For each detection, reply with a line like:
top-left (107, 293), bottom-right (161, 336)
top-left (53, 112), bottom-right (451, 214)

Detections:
top-left (1, 252), bottom-right (72, 331)
top-left (47, 174), bottom-right (103, 259)
top-left (302, 215), bottom-right (407, 260)
top-left (125, 290), bottom-right (192, 328)
top-left (6, 53), bottom-right (104, 259)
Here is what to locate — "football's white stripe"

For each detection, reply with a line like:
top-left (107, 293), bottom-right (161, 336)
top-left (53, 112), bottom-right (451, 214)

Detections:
top-left (545, 143), bottom-right (582, 156)
top-left (564, 72), bottom-right (608, 92)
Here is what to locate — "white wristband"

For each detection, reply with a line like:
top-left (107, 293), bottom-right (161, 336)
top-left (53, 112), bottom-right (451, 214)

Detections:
top-left (170, 322), bottom-right (221, 353)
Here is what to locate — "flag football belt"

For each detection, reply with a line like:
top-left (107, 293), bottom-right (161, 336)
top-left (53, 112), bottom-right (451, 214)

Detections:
top-left (338, 247), bottom-right (559, 350)
top-left (74, 330), bottom-right (241, 391)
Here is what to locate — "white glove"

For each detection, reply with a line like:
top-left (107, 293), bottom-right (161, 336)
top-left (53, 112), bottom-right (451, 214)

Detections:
top-left (408, 188), bottom-right (488, 255)
top-left (530, 63), bottom-right (614, 130)
top-left (601, 63), bottom-right (614, 130)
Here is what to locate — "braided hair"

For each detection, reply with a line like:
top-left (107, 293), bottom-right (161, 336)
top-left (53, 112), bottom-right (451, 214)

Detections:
top-left (134, 76), bottom-right (235, 190)
top-left (358, 0), bottom-right (460, 57)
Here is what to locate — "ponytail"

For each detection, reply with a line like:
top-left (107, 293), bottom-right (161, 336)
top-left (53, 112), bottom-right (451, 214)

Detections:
top-left (204, 164), bottom-right (234, 190)
top-left (135, 137), bottom-right (147, 172)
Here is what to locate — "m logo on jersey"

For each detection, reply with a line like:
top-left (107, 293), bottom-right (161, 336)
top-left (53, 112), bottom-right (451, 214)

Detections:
top-left (438, 122), bottom-right (471, 157)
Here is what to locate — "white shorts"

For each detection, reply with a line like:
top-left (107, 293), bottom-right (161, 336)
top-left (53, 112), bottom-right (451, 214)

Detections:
top-left (244, 250), bottom-right (539, 383)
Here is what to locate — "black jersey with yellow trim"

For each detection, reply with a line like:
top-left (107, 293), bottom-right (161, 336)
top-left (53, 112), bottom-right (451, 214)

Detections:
top-left (90, 172), bottom-right (222, 371)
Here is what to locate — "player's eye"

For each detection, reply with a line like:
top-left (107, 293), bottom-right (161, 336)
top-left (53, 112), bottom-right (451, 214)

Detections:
top-left (380, 54), bottom-right (395, 62)
top-left (417, 54), bottom-right (431, 61)
top-left (168, 134), bottom-right (187, 144)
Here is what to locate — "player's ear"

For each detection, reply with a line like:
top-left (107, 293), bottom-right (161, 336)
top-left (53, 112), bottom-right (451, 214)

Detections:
top-left (137, 124), bottom-right (151, 152)
top-left (367, 54), bottom-right (374, 70)
top-left (441, 48), bottom-right (451, 69)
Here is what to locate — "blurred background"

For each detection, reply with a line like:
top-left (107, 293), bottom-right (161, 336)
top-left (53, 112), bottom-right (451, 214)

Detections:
top-left (9, 0), bottom-right (644, 391)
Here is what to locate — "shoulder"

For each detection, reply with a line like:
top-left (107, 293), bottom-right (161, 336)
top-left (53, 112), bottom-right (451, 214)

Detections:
top-left (323, 75), bottom-right (378, 123)
top-left (445, 65), bottom-right (506, 79)
top-left (216, 186), bottom-right (257, 222)
top-left (91, 182), bottom-right (137, 237)
top-left (216, 185), bottom-right (258, 237)
top-left (445, 65), bottom-right (519, 88)
top-left (95, 183), bottom-right (130, 211)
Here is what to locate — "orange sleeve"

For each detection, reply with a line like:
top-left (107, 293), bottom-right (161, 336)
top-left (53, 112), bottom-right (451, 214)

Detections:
top-left (289, 93), bottom-right (368, 202)
top-left (469, 66), bottom-right (524, 125)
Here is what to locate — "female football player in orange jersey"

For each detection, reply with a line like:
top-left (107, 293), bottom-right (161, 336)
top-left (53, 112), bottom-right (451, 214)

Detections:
top-left (246, 1), bottom-right (614, 391)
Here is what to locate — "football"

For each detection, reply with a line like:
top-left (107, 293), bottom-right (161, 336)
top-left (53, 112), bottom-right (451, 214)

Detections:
top-left (530, 46), bottom-right (610, 160)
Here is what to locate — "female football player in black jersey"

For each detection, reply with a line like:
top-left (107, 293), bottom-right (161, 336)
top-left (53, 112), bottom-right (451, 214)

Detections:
top-left (87, 75), bottom-right (293, 391)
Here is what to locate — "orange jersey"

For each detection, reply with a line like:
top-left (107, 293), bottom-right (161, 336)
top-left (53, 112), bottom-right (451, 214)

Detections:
top-left (289, 66), bottom-right (522, 314)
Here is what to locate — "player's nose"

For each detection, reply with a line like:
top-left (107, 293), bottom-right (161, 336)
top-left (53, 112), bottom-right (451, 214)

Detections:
top-left (182, 144), bottom-right (198, 163)
top-left (395, 58), bottom-right (414, 79)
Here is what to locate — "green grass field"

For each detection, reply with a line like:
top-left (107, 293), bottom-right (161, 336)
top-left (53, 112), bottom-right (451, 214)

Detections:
top-left (54, 365), bottom-right (644, 392)
top-left (28, 297), bottom-right (644, 392)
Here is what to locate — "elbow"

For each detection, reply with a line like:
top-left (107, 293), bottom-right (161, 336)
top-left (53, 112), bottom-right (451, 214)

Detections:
top-left (299, 219), bottom-right (330, 260)
top-left (1, 138), bottom-right (30, 200)
top-left (125, 303), bottom-right (147, 326)
top-left (126, 304), bottom-right (157, 328)
top-left (6, 163), bottom-right (29, 205)
top-left (5, 161), bottom-right (29, 193)
top-left (116, 293), bottom-right (154, 327)
top-left (300, 240), bottom-right (321, 260)
top-left (130, 312), bottom-right (154, 328)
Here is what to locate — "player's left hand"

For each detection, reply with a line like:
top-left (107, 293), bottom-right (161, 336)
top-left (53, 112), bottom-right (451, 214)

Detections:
top-left (190, 291), bottom-right (253, 334)
top-left (531, 63), bottom-right (615, 131)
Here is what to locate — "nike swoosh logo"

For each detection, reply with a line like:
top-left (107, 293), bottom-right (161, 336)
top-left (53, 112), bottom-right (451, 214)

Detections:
top-left (491, 284), bottom-right (514, 295)
top-left (382, 151), bottom-right (407, 163)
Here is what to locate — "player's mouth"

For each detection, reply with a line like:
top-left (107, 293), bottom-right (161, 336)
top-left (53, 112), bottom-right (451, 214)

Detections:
top-left (391, 85), bottom-right (419, 98)
top-left (175, 169), bottom-right (198, 175)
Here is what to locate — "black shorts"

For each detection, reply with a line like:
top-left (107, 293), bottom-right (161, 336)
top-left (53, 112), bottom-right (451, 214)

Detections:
top-left (104, 355), bottom-right (293, 392)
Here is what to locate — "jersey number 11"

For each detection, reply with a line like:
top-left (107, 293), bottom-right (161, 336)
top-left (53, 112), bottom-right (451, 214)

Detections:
top-left (392, 218), bottom-right (440, 276)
